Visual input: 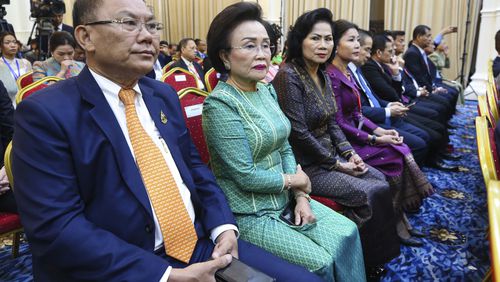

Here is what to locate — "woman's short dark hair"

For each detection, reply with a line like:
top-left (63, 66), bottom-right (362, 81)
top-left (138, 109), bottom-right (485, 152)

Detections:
top-left (0, 31), bottom-right (17, 47)
top-left (332, 19), bottom-right (359, 54)
top-left (49, 31), bottom-right (76, 53)
top-left (206, 2), bottom-right (264, 73)
top-left (286, 8), bottom-right (334, 69)
top-left (262, 21), bottom-right (281, 58)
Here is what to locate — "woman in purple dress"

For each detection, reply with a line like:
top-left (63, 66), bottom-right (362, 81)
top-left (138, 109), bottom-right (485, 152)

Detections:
top-left (327, 20), bottom-right (434, 247)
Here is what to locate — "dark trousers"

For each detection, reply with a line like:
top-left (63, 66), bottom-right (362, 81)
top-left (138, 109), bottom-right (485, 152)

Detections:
top-left (384, 118), bottom-right (429, 166)
top-left (436, 80), bottom-right (459, 114)
top-left (417, 94), bottom-right (453, 121)
top-left (0, 190), bottom-right (17, 213)
top-left (410, 103), bottom-right (447, 125)
top-left (405, 113), bottom-right (448, 163)
top-left (158, 238), bottom-right (323, 282)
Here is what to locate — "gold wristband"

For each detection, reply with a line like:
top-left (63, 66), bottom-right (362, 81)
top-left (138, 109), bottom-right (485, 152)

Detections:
top-left (295, 193), bottom-right (311, 202)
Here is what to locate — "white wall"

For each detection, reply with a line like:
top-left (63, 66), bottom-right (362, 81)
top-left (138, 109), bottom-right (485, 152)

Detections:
top-left (467, 0), bottom-right (500, 99)
top-left (4, 0), bottom-right (33, 46)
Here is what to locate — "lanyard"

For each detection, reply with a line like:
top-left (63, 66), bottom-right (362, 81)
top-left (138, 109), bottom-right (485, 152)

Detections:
top-left (348, 73), bottom-right (364, 129)
top-left (2, 56), bottom-right (20, 80)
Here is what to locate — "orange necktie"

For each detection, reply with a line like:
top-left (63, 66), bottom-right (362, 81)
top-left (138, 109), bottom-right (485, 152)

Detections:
top-left (119, 88), bottom-right (197, 263)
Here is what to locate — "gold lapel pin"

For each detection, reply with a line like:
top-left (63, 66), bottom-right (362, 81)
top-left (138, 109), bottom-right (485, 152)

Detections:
top-left (160, 111), bottom-right (168, 124)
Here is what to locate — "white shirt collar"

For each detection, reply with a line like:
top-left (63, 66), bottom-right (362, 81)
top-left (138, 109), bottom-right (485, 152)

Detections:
top-left (88, 68), bottom-right (142, 104)
top-left (181, 56), bottom-right (193, 67)
top-left (347, 62), bottom-right (358, 73)
top-left (413, 43), bottom-right (426, 56)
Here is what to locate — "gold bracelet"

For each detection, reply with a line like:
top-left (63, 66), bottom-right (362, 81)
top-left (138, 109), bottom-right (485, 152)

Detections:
top-left (287, 174), bottom-right (292, 190)
top-left (295, 193), bottom-right (311, 202)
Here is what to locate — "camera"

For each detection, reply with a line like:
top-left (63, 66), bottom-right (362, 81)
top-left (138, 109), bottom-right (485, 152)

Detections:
top-left (0, 0), bottom-right (10, 20)
top-left (30, 0), bottom-right (65, 19)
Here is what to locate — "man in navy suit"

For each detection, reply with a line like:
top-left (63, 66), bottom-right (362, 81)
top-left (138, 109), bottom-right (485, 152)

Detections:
top-left (403, 25), bottom-right (434, 93)
top-left (11, 0), bottom-right (321, 281)
top-left (353, 30), bottom-right (428, 165)
top-left (53, 12), bottom-right (74, 34)
top-left (170, 38), bottom-right (206, 90)
top-left (363, 34), bottom-right (458, 170)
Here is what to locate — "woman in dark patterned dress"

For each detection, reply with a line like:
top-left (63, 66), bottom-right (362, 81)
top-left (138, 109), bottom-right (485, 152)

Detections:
top-left (326, 19), bottom-right (434, 248)
top-left (272, 8), bottom-right (400, 272)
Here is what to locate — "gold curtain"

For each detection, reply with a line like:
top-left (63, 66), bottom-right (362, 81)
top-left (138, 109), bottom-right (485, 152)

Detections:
top-left (384, 0), bottom-right (481, 85)
top-left (146, 0), bottom-right (239, 45)
top-left (283, 0), bottom-right (371, 33)
top-left (63, 0), bottom-right (75, 25)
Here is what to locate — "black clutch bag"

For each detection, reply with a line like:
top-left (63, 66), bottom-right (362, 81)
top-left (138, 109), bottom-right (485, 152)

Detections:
top-left (215, 257), bottom-right (276, 282)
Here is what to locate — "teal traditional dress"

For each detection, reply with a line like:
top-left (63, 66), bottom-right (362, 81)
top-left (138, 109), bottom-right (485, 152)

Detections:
top-left (32, 57), bottom-right (84, 82)
top-left (202, 81), bottom-right (366, 281)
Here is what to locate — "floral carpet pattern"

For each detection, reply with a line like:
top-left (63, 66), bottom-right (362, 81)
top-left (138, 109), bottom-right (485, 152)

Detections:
top-left (0, 102), bottom-right (490, 281)
top-left (382, 101), bottom-right (490, 281)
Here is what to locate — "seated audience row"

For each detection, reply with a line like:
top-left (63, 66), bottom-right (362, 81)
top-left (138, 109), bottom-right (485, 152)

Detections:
top-left (8, 0), bottom-right (465, 281)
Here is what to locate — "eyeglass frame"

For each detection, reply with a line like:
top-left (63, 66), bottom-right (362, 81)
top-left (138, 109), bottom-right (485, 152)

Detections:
top-left (84, 17), bottom-right (164, 35)
top-left (228, 43), bottom-right (276, 56)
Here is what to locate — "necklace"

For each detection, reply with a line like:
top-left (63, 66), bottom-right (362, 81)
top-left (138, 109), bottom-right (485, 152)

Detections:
top-left (226, 77), bottom-right (257, 92)
top-left (2, 56), bottom-right (20, 80)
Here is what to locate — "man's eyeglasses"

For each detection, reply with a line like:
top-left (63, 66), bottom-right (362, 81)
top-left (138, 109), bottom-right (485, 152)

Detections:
top-left (85, 17), bottom-right (164, 35)
top-left (230, 43), bottom-right (275, 56)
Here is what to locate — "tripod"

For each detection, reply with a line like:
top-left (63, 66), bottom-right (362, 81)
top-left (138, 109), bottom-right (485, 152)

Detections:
top-left (458, 0), bottom-right (478, 99)
top-left (26, 19), bottom-right (54, 61)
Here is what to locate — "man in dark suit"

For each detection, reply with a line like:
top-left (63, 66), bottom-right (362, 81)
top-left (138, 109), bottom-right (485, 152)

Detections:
top-left (11, 0), bottom-right (322, 281)
top-left (353, 30), bottom-right (429, 166)
top-left (0, 81), bottom-right (13, 159)
top-left (403, 25), bottom-right (434, 93)
top-left (171, 38), bottom-right (206, 90)
top-left (158, 40), bottom-right (173, 67)
top-left (363, 34), bottom-right (458, 170)
top-left (362, 34), bottom-right (448, 123)
top-left (0, 80), bottom-right (16, 213)
top-left (53, 12), bottom-right (74, 34)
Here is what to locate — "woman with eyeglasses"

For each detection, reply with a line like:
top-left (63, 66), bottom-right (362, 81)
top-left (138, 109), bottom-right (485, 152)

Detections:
top-left (0, 31), bottom-right (32, 105)
top-left (272, 9), bottom-right (400, 277)
top-left (326, 20), bottom-right (433, 247)
top-left (32, 31), bottom-right (85, 82)
top-left (202, 3), bottom-right (365, 281)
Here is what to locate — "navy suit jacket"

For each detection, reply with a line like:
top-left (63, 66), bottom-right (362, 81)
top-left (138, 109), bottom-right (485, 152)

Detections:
top-left (158, 53), bottom-right (172, 68)
top-left (171, 58), bottom-right (206, 88)
top-left (403, 45), bottom-right (433, 92)
top-left (493, 56), bottom-right (500, 78)
top-left (12, 67), bottom-right (236, 281)
top-left (361, 59), bottom-right (403, 102)
top-left (350, 67), bottom-right (389, 124)
top-left (61, 23), bottom-right (74, 34)
top-left (402, 69), bottom-right (419, 99)
top-left (0, 80), bottom-right (13, 166)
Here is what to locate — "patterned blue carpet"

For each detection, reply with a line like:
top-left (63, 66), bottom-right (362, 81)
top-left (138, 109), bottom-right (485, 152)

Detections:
top-left (382, 101), bottom-right (490, 281)
top-left (0, 102), bottom-right (490, 281)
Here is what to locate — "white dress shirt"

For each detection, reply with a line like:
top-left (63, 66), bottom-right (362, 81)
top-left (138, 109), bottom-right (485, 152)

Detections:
top-left (348, 62), bottom-right (392, 118)
top-left (89, 69), bottom-right (237, 281)
top-left (181, 56), bottom-right (205, 90)
top-left (153, 59), bottom-right (163, 81)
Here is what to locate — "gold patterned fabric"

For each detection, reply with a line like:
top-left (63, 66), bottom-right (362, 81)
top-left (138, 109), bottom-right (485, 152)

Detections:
top-left (118, 88), bottom-right (197, 263)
